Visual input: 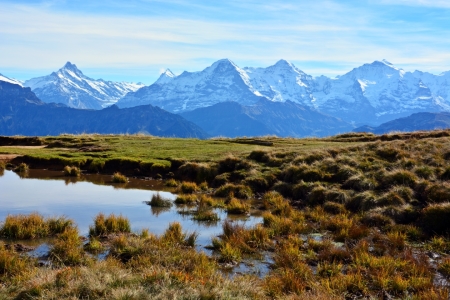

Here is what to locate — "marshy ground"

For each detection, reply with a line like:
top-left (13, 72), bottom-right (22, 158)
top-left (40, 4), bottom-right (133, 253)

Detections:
top-left (1, 131), bottom-right (450, 299)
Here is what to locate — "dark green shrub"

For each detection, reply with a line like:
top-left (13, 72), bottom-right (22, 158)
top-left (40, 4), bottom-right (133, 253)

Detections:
top-left (376, 146), bottom-right (405, 161)
top-left (325, 188), bottom-right (351, 204)
top-left (178, 162), bottom-right (215, 183)
top-left (218, 156), bottom-right (252, 173)
top-left (282, 164), bottom-right (330, 183)
top-left (248, 150), bottom-right (271, 162)
top-left (212, 173), bottom-right (230, 187)
top-left (273, 182), bottom-right (294, 198)
top-left (376, 192), bottom-right (406, 208)
top-left (360, 212), bottom-right (394, 227)
top-left (383, 205), bottom-right (420, 224)
top-left (307, 185), bottom-right (327, 206)
top-left (332, 165), bottom-right (359, 182)
top-left (346, 191), bottom-right (377, 212)
top-left (302, 152), bottom-right (330, 164)
top-left (323, 202), bottom-right (346, 215)
top-left (244, 176), bottom-right (269, 192)
top-left (382, 169), bottom-right (417, 188)
top-left (424, 183), bottom-right (450, 204)
top-left (342, 174), bottom-right (376, 191)
top-left (292, 180), bottom-right (311, 200)
top-left (413, 166), bottom-right (435, 180)
top-left (422, 202), bottom-right (450, 234)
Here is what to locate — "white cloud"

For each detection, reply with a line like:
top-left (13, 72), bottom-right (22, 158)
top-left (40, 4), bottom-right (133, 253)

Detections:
top-left (377, 0), bottom-right (450, 8)
top-left (1, 1), bottom-right (450, 83)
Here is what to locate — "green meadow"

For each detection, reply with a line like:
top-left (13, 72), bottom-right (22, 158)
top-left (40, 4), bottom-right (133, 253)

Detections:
top-left (1, 131), bottom-right (450, 299)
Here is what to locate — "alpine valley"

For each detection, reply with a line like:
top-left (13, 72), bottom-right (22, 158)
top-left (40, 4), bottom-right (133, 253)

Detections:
top-left (2, 59), bottom-right (450, 137)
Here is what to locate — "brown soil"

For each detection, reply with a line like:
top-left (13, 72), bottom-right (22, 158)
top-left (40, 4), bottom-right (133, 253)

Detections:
top-left (0, 154), bottom-right (21, 161)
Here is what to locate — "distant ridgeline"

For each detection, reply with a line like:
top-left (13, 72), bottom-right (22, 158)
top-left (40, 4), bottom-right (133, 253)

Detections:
top-left (0, 81), bottom-right (208, 138)
top-left (3, 58), bottom-right (450, 137)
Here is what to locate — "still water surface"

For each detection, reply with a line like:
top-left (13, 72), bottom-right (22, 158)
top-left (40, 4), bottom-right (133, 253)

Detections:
top-left (0, 170), bottom-right (262, 250)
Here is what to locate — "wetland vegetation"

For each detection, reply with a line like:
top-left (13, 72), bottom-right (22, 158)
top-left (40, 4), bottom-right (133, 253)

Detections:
top-left (1, 131), bottom-right (450, 298)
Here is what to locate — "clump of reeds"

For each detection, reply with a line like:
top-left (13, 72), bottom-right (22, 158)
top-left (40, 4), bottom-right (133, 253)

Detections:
top-left (83, 237), bottom-right (104, 253)
top-left (165, 178), bottom-right (179, 187)
top-left (63, 165), bottom-right (81, 177)
top-left (226, 197), bottom-right (250, 214)
top-left (146, 193), bottom-right (172, 207)
top-left (192, 209), bottom-right (220, 222)
top-left (50, 227), bottom-right (86, 266)
top-left (426, 237), bottom-right (450, 253)
top-left (438, 257), bottom-right (450, 277)
top-left (214, 183), bottom-right (253, 199)
top-left (262, 191), bottom-right (292, 216)
top-left (179, 181), bottom-right (199, 194)
top-left (192, 199), bottom-right (220, 222)
top-left (174, 194), bottom-right (197, 205)
top-left (112, 172), bottom-right (127, 183)
top-left (89, 213), bottom-right (131, 236)
top-left (0, 243), bottom-right (32, 282)
top-left (161, 222), bottom-right (197, 247)
top-left (218, 242), bottom-right (241, 263)
top-left (263, 212), bottom-right (306, 236)
top-left (0, 213), bottom-right (73, 239)
top-left (14, 163), bottom-right (29, 173)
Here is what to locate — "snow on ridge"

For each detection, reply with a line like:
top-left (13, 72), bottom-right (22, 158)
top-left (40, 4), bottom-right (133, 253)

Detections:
top-left (0, 73), bottom-right (23, 86)
top-left (23, 62), bottom-right (144, 109)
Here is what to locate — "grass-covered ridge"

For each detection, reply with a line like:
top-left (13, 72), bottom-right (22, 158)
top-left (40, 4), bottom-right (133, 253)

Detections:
top-left (1, 130), bottom-right (450, 298)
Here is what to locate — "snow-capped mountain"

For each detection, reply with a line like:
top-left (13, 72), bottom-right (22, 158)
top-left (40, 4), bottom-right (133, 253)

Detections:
top-left (0, 73), bottom-right (23, 86)
top-left (243, 59), bottom-right (315, 106)
top-left (23, 62), bottom-right (144, 110)
top-left (117, 59), bottom-right (264, 112)
top-left (412, 70), bottom-right (450, 107)
top-left (311, 60), bottom-right (445, 124)
top-left (116, 59), bottom-right (450, 125)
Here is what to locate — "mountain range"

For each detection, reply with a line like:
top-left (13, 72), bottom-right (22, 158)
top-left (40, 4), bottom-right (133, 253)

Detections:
top-left (2, 59), bottom-right (450, 137)
top-left (0, 80), bottom-right (207, 138)
top-left (354, 112), bottom-right (450, 134)
top-left (22, 62), bottom-right (144, 109)
top-left (117, 59), bottom-right (450, 125)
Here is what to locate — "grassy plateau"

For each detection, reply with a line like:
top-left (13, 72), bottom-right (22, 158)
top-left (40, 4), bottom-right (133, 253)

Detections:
top-left (1, 131), bottom-right (450, 299)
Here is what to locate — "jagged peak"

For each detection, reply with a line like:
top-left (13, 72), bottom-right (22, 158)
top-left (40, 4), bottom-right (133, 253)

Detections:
top-left (370, 60), bottom-right (399, 70)
top-left (161, 69), bottom-right (175, 78)
top-left (59, 61), bottom-right (84, 77)
top-left (211, 58), bottom-right (239, 70)
top-left (62, 61), bottom-right (78, 70)
top-left (274, 59), bottom-right (295, 68)
top-left (155, 69), bottom-right (176, 84)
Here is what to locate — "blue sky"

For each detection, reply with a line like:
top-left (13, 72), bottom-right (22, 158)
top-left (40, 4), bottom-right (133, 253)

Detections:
top-left (1, 0), bottom-right (450, 84)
